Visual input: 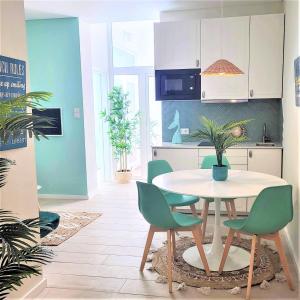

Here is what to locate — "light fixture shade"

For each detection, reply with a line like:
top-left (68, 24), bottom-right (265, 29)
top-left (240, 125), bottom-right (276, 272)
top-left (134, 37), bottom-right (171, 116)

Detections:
top-left (202, 59), bottom-right (244, 76)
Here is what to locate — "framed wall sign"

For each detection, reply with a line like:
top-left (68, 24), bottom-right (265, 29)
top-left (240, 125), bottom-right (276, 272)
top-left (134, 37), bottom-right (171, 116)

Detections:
top-left (0, 55), bottom-right (27, 150)
top-left (295, 56), bottom-right (300, 107)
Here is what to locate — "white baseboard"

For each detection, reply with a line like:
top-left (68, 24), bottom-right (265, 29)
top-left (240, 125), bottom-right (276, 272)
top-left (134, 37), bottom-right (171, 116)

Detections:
top-left (23, 278), bottom-right (47, 299)
top-left (38, 194), bottom-right (89, 200)
top-left (283, 227), bottom-right (300, 280)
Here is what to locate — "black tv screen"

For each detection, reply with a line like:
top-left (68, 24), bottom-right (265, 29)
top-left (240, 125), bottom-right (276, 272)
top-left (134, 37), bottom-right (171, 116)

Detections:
top-left (32, 108), bottom-right (62, 136)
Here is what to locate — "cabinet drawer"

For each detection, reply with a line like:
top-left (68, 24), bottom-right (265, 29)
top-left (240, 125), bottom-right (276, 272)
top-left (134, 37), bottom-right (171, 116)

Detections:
top-left (198, 148), bottom-right (247, 157)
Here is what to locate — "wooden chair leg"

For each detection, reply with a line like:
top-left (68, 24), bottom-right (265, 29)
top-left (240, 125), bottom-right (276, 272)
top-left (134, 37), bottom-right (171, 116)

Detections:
top-left (171, 230), bottom-right (176, 259)
top-left (246, 235), bottom-right (257, 300)
top-left (192, 224), bottom-right (210, 275)
top-left (140, 226), bottom-right (155, 271)
top-left (229, 200), bottom-right (241, 242)
top-left (256, 237), bottom-right (261, 267)
top-left (219, 228), bottom-right (235, 273)
top-left (167, 229), bottom-right (173, 293)
top-left (273, 232), bottom-right (294, 291)
top-left (201, 200), bottom-right (209, 240)
top-left (225, 201), bottom-right (232, 219)
top-left (190, 204), bottom-right (197, 216)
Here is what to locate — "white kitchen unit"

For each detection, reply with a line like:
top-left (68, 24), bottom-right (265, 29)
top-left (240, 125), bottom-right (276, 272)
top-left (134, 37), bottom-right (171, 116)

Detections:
top-left (152, 147), bottom-right (199, 170)
top-left (247, 148), bottom-right (282, 177)
top-left (247, 148), bottom-right (283, 211)
top-left (249, 14), bottom-right (284, 99)
top-left (201, 16), bottom-right (250, 100)
top-left (154, 21), bottom-right (200, 70)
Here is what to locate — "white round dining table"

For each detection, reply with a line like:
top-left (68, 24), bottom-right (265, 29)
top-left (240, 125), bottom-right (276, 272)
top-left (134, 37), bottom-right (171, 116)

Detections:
top-left (153, 169), bottom-right (287, 271)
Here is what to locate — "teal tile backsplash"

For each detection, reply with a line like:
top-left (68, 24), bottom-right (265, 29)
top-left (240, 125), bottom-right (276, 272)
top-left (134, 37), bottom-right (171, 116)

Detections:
top-left (162, 99), bottom-right (283, 143)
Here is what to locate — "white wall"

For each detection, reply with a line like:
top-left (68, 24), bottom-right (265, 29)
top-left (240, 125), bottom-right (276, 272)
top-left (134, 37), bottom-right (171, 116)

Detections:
top-left (160, 1), bottom-right (283, 21)
top-left (282, 0), bottom-right (300, 275)
top-left (79, 21), bottom-right (99, 198)
top-left (0, 0), bottom-right (45, 297)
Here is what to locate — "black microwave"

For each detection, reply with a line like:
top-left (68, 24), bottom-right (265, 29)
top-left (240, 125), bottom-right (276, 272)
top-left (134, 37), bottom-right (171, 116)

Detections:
top-left (155, 68), bottom-right (201, 101)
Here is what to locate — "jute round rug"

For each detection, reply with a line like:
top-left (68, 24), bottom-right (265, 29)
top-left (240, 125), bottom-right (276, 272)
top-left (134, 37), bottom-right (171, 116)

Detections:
top-left (152, 236), bottom-right (281, 289)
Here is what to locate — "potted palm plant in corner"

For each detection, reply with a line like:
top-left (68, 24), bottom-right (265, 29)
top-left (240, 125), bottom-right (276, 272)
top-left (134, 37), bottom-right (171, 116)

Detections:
top-left (101, 87), bottom-right (139, 184)
top-left (0, 92), bottom-right (54, 299)
top-left (192, 116), bottom-right (252, 181)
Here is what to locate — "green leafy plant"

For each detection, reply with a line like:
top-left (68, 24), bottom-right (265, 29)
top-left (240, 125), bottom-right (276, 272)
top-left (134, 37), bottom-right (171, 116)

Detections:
top-left (192, 116), bottom-right (252, 166)
top-left (0, 92), bottom-right (54, 299)
top-left (101, 87), bottom-right (139, 172)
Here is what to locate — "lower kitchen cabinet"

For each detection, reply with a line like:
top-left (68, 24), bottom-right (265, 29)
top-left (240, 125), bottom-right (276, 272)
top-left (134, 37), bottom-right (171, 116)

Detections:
top-left (152, 148), bottom-right (199, 170)
top-left (247, 148), bottom-right (282, 211)
top-left (247, 148), bottom-right (282, 177)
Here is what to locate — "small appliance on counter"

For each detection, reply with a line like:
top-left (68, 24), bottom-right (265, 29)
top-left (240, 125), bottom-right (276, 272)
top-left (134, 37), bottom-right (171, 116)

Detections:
top-left (155, 68), bottom-right (201, 100)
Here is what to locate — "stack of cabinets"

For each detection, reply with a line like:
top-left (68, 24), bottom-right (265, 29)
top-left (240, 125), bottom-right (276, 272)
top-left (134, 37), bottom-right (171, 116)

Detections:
top-left (200, 14), bottom-right (284, 100)
top-left (154, 14), bottom-right (284, 100)
top-left (201, 16), bottom-right (250, 100)
top-left (154, 21), bottom-right (200, 70)
top-left (248, 14), bottom-right (284, 99)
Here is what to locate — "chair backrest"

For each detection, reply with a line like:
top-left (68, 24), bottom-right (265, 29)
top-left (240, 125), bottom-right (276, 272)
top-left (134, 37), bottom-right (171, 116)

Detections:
top-left (241, 185), bottom-right (293, 235)
top-left (201, 155), bottom-right (230, 169)
top-left (147, 160), bottom-right (173, 184)
top-left (136, 181), bottom-right (178, 228)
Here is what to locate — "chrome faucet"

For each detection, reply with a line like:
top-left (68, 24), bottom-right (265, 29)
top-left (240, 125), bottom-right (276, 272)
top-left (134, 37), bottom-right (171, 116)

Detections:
top-left (262, 123), bottom-right (271, 143)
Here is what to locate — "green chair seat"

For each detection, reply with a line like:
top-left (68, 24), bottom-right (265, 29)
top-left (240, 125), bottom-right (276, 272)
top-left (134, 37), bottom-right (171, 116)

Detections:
top-left (148, 160), bottom-right (199, 207)
top-left (223, 185), bottom-right (293, 235)
top-left (164, 192), bottom-right (199, 207)
top-left (224, 218), bottom-right (247, 231)
top-left (172, 212), bottom-right (202, 227)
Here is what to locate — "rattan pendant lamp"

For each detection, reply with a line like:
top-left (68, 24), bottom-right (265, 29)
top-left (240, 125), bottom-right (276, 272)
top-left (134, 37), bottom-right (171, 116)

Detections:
top-left (202, 1), bottom-right (244, 76)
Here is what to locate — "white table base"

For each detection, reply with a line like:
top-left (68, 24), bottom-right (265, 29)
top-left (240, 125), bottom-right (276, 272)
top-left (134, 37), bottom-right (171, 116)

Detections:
top-left (182, 197), bottom-right (250, 271)
top-left (182, 244), bottom-right (251, 271)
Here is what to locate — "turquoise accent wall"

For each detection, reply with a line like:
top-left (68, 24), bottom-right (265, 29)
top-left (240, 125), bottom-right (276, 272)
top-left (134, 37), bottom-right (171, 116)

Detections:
top-left (162, 100), bottom-right (283, 143)
top-left (27, 18), bottom-right (88, 196)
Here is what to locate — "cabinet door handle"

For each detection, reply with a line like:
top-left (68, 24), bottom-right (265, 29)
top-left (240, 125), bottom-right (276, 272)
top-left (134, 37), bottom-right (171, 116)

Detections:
top-left (202, 91), bottom-right (205, 98)
top-left (196, 59), bottom-right (200, 67)
top-left (153, 149), bottom-right (157, 157)
top-left (249, 150), bottom-right (252, 158)
top-left (250, 89), bottom-right (254, 98)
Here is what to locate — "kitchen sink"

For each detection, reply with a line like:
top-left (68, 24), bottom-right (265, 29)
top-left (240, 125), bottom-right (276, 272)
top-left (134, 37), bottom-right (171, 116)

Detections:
top-left (256, 142), bottom-right (276, 147)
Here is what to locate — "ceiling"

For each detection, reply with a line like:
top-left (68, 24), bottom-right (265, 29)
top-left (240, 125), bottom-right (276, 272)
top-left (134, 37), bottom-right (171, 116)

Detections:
top-left (24, 0), bottom-right (282, 22)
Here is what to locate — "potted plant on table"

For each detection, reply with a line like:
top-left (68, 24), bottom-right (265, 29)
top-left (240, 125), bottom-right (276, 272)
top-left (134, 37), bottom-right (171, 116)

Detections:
top-left (101, 87), bottom-right (139, 184)
top-left (0, 92), bottom-right (54, 299)
top-left (192, 116), bottom-right (252, 181)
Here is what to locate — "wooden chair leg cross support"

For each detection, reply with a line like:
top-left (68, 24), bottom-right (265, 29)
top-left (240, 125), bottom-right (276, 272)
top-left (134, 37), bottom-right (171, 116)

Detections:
top-left (140, 224), bottom-right (210, 293)
top-left (219, 229), bottom-right (294, 300)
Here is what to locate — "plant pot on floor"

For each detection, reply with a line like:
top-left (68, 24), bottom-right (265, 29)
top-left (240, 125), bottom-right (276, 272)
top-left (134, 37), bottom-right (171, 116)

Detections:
top-left (212, 165), bottom-right (228, 181)
top-left (115, 170), bottom-right (132, 184)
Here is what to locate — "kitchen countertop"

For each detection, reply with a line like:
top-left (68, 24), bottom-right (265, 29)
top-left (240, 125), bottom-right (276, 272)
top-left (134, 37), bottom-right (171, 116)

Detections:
top-left (152, 142), bottom-right (283, 149)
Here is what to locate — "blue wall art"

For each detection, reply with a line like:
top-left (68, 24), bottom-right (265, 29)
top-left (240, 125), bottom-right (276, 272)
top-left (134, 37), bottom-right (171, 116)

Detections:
top-left (0, 55), bottom-right (27, 150)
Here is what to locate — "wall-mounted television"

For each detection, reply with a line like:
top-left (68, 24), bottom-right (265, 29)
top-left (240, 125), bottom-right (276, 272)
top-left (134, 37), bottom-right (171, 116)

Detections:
top-left (32, 108), bottom-right (63, 136)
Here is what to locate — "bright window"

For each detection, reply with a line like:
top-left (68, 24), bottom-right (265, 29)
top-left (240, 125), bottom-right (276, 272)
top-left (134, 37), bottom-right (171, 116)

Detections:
top-left (112, 21), bottom-right (154, 67)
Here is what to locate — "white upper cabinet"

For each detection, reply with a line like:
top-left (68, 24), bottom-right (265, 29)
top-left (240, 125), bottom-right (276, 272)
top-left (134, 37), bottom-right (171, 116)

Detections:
top-left (249, 14), bottom-right (284, 99)
top-left (201, 16), bottom-right (250, 100)
top-left (154, 21), bottom-right (200, 70)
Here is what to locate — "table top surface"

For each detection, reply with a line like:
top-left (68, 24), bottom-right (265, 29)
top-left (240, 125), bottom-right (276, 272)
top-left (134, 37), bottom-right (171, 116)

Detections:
top-left (152, 169), bottom-right (287, 199)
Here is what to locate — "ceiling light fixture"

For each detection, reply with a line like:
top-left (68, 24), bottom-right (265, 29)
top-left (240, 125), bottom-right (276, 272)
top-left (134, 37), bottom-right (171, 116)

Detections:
top-left (202, 0), bottom-right (244, 77)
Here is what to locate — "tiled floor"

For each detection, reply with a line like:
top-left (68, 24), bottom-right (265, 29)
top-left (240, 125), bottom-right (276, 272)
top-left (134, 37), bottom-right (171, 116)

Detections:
top-left (37, 181), bottom-right (299, 299)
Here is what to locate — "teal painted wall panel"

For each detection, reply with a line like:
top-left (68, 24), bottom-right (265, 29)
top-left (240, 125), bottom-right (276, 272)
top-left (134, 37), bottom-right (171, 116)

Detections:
top-left (26, 18), bottom-right (87, 196)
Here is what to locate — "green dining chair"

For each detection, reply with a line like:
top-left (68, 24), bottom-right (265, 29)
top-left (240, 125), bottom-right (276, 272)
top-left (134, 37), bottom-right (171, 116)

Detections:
top-left (137, 181), bottom-right (210, 292)
top-left (219, 185), bottom-right (294, 300)
top-left (148, 160), bottom-right (199, 215)
top-left (201, 155), bottom-right (241, 241)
